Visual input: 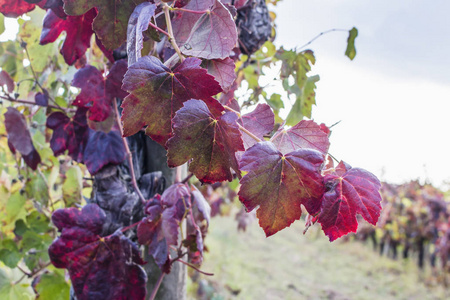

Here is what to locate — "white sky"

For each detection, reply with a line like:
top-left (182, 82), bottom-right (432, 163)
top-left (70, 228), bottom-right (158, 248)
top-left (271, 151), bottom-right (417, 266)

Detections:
top-left (272, 0), bottom-right (450, 188)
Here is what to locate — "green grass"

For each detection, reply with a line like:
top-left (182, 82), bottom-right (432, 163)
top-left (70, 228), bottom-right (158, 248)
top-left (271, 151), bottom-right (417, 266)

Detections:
top-left (188, 214), bottom-right (448, 300)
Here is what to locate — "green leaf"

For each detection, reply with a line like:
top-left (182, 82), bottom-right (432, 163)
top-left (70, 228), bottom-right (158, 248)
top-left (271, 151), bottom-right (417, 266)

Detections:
top-left (35, 270), bottom-right (70, 300)
top-left (345, 27), bottom-right (358, 60)
top-left (0, 239), bottom-right (21, 268)
top-left (19, 10), bottom-right (58, 73)
top-left (286, 75), bottom-right (320, 125)
top-left (0, 14), bottom-right (5, 35)
top-left (24, 173), bottom-right (49, 206)
top-left (62, 166), bottom-right (83, 206)
top-left (5, 192), bottom-right (27, 224)
top-left (266, 93), bottom-right (284, 111)
top-left (0, 269), bottom-right (33, 299)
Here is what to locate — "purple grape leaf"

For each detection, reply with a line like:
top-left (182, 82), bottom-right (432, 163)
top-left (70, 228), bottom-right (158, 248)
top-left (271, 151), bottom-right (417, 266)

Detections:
top-left (191, 185), bottom-right (211, 225)
top-left (161, 183), bottom-right (191, 208)
top-left (167, 100), bottom-right (244, 183)
top-left (240, 103), bottom-right (274, 150)
top-left (174, 0), bottom-right (192, 8)
top-left (271, 120), bottom-right (330, 155)
top-left (105, 59), bottom-right (129, 99)
top-left (121, 56), bottom-right (222, 145)
top-left (36, 0), bottom-right (66, 19)
top-left (172, 0), bottom-right (214, 47)
top-left (0, 70), bottom-right (15, 93)
top-left (72, 60), bottom-right (128, 122)
top-left (0, 0), bottom-right (36, 18)
top-left (35, 91), bottom-right (49, 106)
top-left (62, 0), bottom-right (147, 50)
top-left (46, 108), bottom-right (89, 162)
top-left (178, 0), bottom-right (238, 59)
top-left (127, 2), bottom-right (157, 66)
top-left (238, 141), bottom-right (324, 237)
top-left (137, 195), bottom-right (180, 273)
top-left (40, 9), bottom-right (95, 66)
top-left (4, 107), bottom-right (41, 170)
top-left (204, 58), bottom-right (236, 92)
top-left (49, 204), bottom-right (147, 300)
top-left (318, 161), bottom-right (382, 241)
top-left (83, 127), bottom-right (126, 175)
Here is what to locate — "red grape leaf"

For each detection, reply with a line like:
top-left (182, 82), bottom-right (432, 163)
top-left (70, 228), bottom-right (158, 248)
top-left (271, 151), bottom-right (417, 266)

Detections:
top-left (204, 58), bottom-right (236, 92)
top-left (178, 0), bottom-right (238, 59)
top-left (167, 100), bottom-right (244, 183)
top-left (40, 9), bottom-right (95, 65)
top-left (121, 56), bottom-right (222, 145)
top-left (240, 103), bottom-right (274, 150)
top-left (127, 2), bottom-right (156, 66)
top-left (4, 107), bottom-right (41, 170)
top-left (72, 60), bottom-right (128, 122)
top-left (46, 108), bottom-right (89, 162)
top-left (83, 128), bottom-right (126, 175)
top-left (137, 195), bottom-right (181, 273)
top-left (49, 204), bottom-right (146, 300)
top-left (238, 141), bottom-right (324, 236)
top-left (0, 70), bottom-right (15, 93)
top-left (271, 120), bottom-right (330, 155)
top-left (0, 0), bottom-right (36, 17)
top-left (62, 0), bottom-right (146, 50)
top-left (318, 161), bottom-right (382, 241)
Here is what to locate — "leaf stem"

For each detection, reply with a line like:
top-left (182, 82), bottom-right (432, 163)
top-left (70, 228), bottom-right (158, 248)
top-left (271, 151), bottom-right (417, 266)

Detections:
top-left (223, 105), bottom-right (261, 143)
top-left (171, 7), bottom-right (209, 14)
top-left (148, 21), bottom-right (170, 37)
top-left (149, 272), bottom-right (166, 300)
top-left (113, 100), bottom-right (146, 204)
top-left (297, 28), bottom-right (349, 51)
top-left (237, 123), bottom-right (261, 143)
top-left (176, 259), bottom-right (214, 276)
top-left (120, 220), bottom-right (142, 233)
top-left (181, 172), bottom-right (194, 184)
top-left (163, 4), bottom-right (185, 62)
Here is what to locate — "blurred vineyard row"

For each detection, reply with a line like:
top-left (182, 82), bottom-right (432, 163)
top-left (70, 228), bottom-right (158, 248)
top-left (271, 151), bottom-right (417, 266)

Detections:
top-left (199, 179), bottom-right (450, 287)
top-left (355, 181), bottom-right (450, 283)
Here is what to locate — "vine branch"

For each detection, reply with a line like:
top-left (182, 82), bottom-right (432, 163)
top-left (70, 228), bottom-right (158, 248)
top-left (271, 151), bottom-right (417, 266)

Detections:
top-left (298, 28), bottom-right (349, 51)
top-left (113, 100), bottom-right (146, 204)
top-left (163, 4), bottom-right (185, 62)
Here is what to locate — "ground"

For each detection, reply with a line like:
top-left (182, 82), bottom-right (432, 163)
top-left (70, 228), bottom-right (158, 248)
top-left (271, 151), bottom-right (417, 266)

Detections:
top-left (188, 212), bottom-right (448, 300)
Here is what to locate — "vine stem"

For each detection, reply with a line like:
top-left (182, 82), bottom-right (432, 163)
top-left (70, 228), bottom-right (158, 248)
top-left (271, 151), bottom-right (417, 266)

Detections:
top-left (13, 262), bottom-right (52, 285)
top-left (163, 4), bottom-right (185, 62)
top-left (148, 21), bottom-right (169, 37)
top-left (223, 105), bottom-right (262, 143)
top-left (297, 28), bottom-right (349, 51)
top-left (176, 259), bottom-right (214, 276)
top-left (149, 272), bottom-right (166, 300)
top-left (113, 100), bottom-right (146, 204)
top-left (0, 95), bottom-right (67, 111)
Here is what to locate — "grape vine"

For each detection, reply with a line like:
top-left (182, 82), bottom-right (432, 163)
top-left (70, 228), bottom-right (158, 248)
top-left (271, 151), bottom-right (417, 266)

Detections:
top-left (0, 0), bottom-right (382, 299)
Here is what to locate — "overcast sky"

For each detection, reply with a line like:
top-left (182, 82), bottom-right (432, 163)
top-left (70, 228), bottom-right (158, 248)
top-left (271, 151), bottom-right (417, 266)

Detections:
top-left (271, 0), bottom-right (450, 187)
